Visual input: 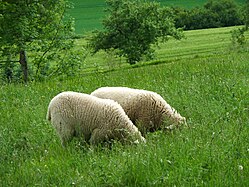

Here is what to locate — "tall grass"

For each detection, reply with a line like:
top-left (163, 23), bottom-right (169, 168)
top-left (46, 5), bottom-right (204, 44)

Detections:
top-left (1, 44), bottom-right (248, 185)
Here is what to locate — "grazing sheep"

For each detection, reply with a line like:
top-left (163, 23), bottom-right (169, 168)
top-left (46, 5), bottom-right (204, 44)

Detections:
top-left (91, 87), bottom-right (186, 135)
top-left (46, 91), bottom-right (146, 146)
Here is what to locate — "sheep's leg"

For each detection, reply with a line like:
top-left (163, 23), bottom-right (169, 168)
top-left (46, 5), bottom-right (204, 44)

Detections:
top-left (60, 132), bottom-right (73, 147)
top-left (89, 128), bottom-right (110, 145)
top-left (53, 120), bottom-right (75, 147)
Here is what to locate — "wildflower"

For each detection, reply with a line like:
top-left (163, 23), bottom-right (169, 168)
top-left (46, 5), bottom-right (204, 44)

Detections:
top-left (238, 165), bottom-right (243, 171)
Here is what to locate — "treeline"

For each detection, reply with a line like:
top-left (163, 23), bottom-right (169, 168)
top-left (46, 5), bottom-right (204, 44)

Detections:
top-left (172, 0), bottom-right (244, 30)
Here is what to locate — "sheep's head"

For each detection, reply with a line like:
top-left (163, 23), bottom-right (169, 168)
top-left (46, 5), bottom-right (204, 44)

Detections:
top-left (133, 136), bottom-right (146, 144)
top-left (180, 116), bottom-right (187, 125)
top-left (163, 116), bottom-right (187, 131)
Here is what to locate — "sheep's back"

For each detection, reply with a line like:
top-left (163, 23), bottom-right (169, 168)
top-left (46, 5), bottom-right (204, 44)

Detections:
top-left (91, 87), bottom-right (148, 115)
top-left (91, 87), bottom-right (174, 129)
top-left (48, 92), bottom-right (109, 130)
top-left (91, 87), bottom-right (140, 103)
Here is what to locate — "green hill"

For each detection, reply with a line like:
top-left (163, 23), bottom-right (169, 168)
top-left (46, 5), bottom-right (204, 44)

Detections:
top-left (68, 0), bottom-right (246, 34)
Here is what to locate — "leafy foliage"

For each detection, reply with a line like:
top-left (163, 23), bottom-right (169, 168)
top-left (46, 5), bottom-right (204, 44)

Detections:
top-left (244, 0), bottom-right (249, 29)
top-left (89, 0), bottom-right (183, 64)
top-left (231, 27), bottom-right (247, 47)
top-left (173, 0), bottom-right (243, 30)
top-left (0, 0), bottom-right (83, 82)
top-left (230, 0), bottom-right (249, 49)
top-left (204, 0), bottom-right (242, 27)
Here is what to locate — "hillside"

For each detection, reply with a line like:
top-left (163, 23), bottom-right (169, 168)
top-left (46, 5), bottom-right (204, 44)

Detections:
top-left (75, 26), bottom-right (248, 75)
top-left (68, 0), bottom-right (246, 34)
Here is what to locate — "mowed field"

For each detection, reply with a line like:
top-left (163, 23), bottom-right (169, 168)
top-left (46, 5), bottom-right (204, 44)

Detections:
top-left (74, 26), bottom-right (246, 74)
top-left (68, 0), bottom-right (246, 34)
top-left (1, 25), bottom-right (249, 186)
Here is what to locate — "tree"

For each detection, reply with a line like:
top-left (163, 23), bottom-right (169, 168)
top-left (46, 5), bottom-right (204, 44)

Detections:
top-left (89, 0), bottom-right (183, 65)
top-left (174, 7), bottom-right (220, 30)
top-left (204, 0), bottom-right (242, 27)
top-left (230, 0), bottom-right (249, 47)
top-left (0, 0), bottom-right (75, 82)
top-left (244, 0), bottom-right (249, 29)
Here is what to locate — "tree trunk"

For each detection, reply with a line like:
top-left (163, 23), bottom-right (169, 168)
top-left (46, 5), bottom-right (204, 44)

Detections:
top-left (19, 50), bottom-right (28, 82)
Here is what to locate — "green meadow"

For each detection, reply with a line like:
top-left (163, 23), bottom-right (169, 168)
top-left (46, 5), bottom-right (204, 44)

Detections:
top-left (1, 25), bottom-right (249, 186)
top-left (1, 1), bottom-right (249, 186)
top-left (69, 0), bottom-right (246, 34)
top-left (75, 26), bottom-right (247, 74)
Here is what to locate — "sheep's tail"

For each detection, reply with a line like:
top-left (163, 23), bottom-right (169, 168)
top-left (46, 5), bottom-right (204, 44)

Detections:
top-left (46, 106), bottom-right (51, 121)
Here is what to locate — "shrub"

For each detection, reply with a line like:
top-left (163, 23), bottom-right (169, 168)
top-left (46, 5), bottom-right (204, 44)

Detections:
top-left (173, 0), bottom-right (243, 30)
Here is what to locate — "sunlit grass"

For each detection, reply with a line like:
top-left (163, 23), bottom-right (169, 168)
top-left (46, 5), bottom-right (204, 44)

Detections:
top-left (75, 26), bottom-right (249, 74)
top-left (1, 46), bottom-right (249, 185)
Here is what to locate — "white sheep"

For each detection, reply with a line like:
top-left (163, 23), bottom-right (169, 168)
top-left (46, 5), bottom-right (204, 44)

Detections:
top-left (46, 91), bottom-right (146, 146)
top-left (91, 87), bottom-right (186, 135)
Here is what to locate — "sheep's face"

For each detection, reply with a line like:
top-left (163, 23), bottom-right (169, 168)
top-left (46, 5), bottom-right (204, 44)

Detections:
top-left (141, 136), bottom-right (146, 143)
top-left (180, 117), bottom-right (187, 125)
top-left (163, 115), bottom-right (187, 131)
top-left (133, 133), bottom-right (146, 144)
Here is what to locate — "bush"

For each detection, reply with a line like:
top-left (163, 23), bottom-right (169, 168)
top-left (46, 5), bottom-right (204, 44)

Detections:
top-left (204, 0), bottom-right (243, 27)
top-left (173, 7), bottom-right (220, 30)
top-left (231, 27), bottom-right (247, 46)
top-left (173, 0), bottom-right (243, 30)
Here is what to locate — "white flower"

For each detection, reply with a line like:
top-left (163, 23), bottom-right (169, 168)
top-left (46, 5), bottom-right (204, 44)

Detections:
top-left (238, 165), bottom-right (243, 171)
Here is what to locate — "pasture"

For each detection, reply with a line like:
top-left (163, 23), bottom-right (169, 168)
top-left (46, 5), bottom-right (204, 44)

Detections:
top-left (0, 25), bottom-right (249, 186)
top-left (68, 0), bottom-right (246, 34)
top-left (75, 26), bottom-right (247, 74)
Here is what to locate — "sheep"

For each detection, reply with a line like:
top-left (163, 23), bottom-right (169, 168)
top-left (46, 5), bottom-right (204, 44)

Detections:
top-left (91, 87), bottom-right (186, 135)
top-left (46, 91), bottom-right (146, 146)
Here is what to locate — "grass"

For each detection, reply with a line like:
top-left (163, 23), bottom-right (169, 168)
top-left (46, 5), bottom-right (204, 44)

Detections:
top-left (1, 25), bottom-right (249, 186)
top-left (68, 0), bottom-right (106, 34)
top-left (75, 26), bottom-right (248, 74)
top-left (68, 0), bottom-right (246, 34)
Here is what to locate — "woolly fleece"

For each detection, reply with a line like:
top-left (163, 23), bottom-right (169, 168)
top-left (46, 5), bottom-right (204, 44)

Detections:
top-left (47, 91), bottom-right (145, 146)
top-left (91, 87), bottom-right (186, 135)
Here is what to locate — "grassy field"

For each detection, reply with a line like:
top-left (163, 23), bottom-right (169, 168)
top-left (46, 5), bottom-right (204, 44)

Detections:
top-left (68, 0), bottom-right (246, 34)
top-left (1, 26), bottom-right (249, 186)
top-left (76, 26), bottom-right (247, 74)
